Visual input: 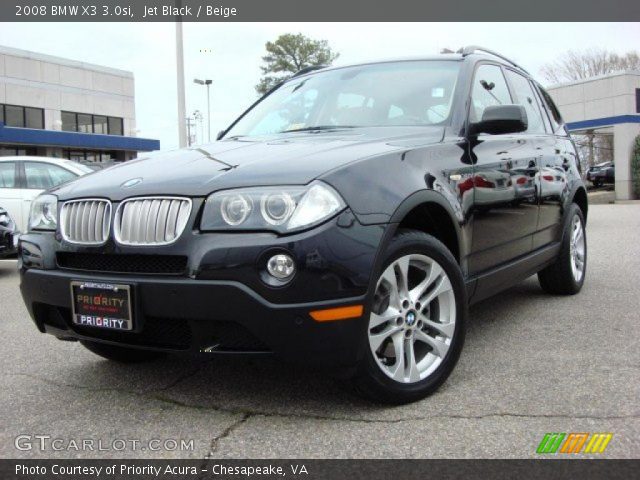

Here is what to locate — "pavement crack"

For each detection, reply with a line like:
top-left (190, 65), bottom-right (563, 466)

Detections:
top-left (204, 413), bottom-right (251, 459)
top-left (6, 373), bottom-right (640, 424)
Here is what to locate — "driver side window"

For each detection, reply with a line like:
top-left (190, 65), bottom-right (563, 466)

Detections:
top-left (470, 65), bottom-right (512, 123)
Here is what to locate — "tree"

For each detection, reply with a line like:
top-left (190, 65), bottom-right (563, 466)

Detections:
top-left (255, 33), bottom-right (339, 95)
top-left (632, 135), bottom-right (640, 198)
top-left (540, 49), bottom-right (640, 84)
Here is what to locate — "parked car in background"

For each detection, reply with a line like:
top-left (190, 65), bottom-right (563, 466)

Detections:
top-left (0, 157), bottom-right (92, 233)
top-left (0, 206), bottom-right (17, 257)
top-left (586, 161), bottom-right (613, 184)
top-left (591, 164), bottom-right (614, 188)
top-left (510, 168), bottom-right (537, 203)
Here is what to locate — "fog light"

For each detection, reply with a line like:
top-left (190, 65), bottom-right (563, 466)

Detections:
top-left (267, 254), bottom-right (295, 280)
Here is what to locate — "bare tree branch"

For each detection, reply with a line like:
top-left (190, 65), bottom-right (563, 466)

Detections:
top-left (540, 49), bottom-right (640, 84)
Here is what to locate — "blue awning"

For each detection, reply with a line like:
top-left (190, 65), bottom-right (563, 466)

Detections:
top-left (0, 122), bottom-right (160, 151)
top-left (566, 115), bottom-right (640, 131)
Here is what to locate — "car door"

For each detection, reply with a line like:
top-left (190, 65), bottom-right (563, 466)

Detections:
top-left (20, 161), bottom-right (79, 231)
top-left (466, 64), bottom-right (541, 275)
top-left (0, 161), bottom-right (24, 232)
top-left (531, 84), bottom-right (574, 249)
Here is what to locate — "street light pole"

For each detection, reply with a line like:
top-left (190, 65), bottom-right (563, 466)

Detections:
top-left (175, 19), bottom-right (187, 147)
top-left (206, 80), bottom-right (212, 143)
top-left (194, 78), bottom-right (213, 143)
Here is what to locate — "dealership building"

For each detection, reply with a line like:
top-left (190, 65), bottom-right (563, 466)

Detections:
top-left (548, 71), bottom-right (640, 200)
top-left (0, 46), bottom-right (159, 162)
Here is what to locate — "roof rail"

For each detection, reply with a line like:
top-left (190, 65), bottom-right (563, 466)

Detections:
top-left (292, 65), bottom-right (327, 78)
top-left (461, 46), bottom-right (529, 74)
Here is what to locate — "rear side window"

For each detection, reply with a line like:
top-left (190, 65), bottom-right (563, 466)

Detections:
top-left (469, 64), bottom-right (512, 123)
top-left (0, 162), bottom-right (17, 188)
top-left (504, 70), bottom-right (546, 134)
top-left (536, 85), bottom-right (564, 133)
top-left (24, 162), bottom-right (77, 189)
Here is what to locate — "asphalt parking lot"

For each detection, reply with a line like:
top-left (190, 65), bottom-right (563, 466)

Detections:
top-left (1, 203), bottom-right (638, 459)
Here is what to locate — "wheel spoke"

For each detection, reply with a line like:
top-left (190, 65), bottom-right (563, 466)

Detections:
top-left (419, 314), bottom-right (455, 338)
top-left (420, 275), bottom-right (453, 308)
top-left (369, 307), bottom-right (400, 329)
top-left (390, 332), bottom-right (406, 381)
top-left (409, 262), bottom-right (443, 304)
top-left (415, 329), bottom-right (449, 358)
top-left (369, 324), bottom-right (402, 352)
top-left (405, 338), bottom-right (421, 382)
top-left (394, 256), bottom-right (411, 299)
top-left (381, 266), bottom-right (401, 310)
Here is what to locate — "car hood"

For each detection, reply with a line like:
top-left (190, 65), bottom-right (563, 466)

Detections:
top-left (52, 127), bottom-right (444, 201)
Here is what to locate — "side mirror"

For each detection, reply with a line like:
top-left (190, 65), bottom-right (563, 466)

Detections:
top-left (216, 130), bottom-right (225, 141)
top-left (470, 105), bottom-right (528, 136)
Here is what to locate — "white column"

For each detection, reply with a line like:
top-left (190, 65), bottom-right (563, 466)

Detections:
top-left (613, 123), bottom-right (640, 200)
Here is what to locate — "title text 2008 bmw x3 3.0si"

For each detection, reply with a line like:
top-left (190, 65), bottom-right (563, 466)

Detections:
top-left (19, 47), bottom-right (587, 404)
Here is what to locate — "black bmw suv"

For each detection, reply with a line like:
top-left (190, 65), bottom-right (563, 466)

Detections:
top-left (19, 47), bottom-right (587, 403)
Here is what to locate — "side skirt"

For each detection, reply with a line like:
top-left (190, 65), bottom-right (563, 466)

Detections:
top-left (466, 242), bottom-right (561, 305)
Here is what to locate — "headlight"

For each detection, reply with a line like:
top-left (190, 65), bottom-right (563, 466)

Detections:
top-left (28, 194), bottom-right (58, 231)
top-left (201, 182), bottom-right (346, 233)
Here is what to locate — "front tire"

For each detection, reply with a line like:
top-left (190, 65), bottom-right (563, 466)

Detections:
top-left (538, 203), bottom-right (587, 295)
top-left (351, 230), bottom-right (467, 404)
top-left (80, 340), bottom-right (165, 363)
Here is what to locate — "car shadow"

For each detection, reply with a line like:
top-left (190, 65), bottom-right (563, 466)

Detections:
top-left (66, 277), bottom-right (548, 414)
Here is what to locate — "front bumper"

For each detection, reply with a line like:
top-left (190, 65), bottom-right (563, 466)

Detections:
top-left (0, 227), bottom-right (17, 257)
top-left (19, 211), bottom-right (387, 368)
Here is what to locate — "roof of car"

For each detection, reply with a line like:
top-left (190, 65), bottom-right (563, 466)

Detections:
top-left (0, 156), bottom-right (91, 172)
top-left (291, 50), bottom-right (529, 81)
top-left (291, 54), bottom-right (463, 79)
top-left (0, 155), bottom-right (64, 162)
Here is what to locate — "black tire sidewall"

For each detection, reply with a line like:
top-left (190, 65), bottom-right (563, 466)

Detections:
top-left (357, 230), bottom-right (467, 403)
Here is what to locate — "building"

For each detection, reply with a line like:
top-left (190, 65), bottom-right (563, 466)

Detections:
top-left (548, 71), bottom-right (640, 200)
top-left (0, 46), bottom-right (159, 162)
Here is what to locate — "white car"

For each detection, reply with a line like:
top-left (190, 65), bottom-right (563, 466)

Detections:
top-left (537, 167), bottom-right (567, 200)
top-left (0, 156), bottom-right (92, 233)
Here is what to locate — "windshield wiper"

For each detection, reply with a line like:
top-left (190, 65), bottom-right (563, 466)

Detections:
top-left (281, 125), bottom-right (357, 133)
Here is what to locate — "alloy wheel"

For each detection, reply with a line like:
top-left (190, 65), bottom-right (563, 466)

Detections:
top-left (368, 254), bottom-right (456, 384)
top-left (569, 214), bottom-right (586, 282)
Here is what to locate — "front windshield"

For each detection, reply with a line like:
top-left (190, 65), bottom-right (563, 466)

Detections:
top-left (225, 60), bottom-right (461, 138)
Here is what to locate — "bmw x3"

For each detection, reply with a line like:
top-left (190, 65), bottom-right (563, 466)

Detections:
top-left (19, 47), bottom-right (588, 403)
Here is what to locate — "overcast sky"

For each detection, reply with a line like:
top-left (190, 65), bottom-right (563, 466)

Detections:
top-left (0, 22), bottom-right (638, 150)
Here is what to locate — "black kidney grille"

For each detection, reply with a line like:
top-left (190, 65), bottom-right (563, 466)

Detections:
top-left (56, 252), bottom-right (188, 275)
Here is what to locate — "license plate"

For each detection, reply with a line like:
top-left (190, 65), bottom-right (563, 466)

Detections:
top-left (71, 281), bottom-right (133, 331)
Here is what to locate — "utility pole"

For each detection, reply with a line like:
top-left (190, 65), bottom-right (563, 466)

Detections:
top-left (185, 116), bottom-right (192, 146)
top-left (194, 78), bottom-right (213, 143)
top-left (193, 110), bottom-right (204, 144)
top-left (175, 11), bottom-right (187, 148)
